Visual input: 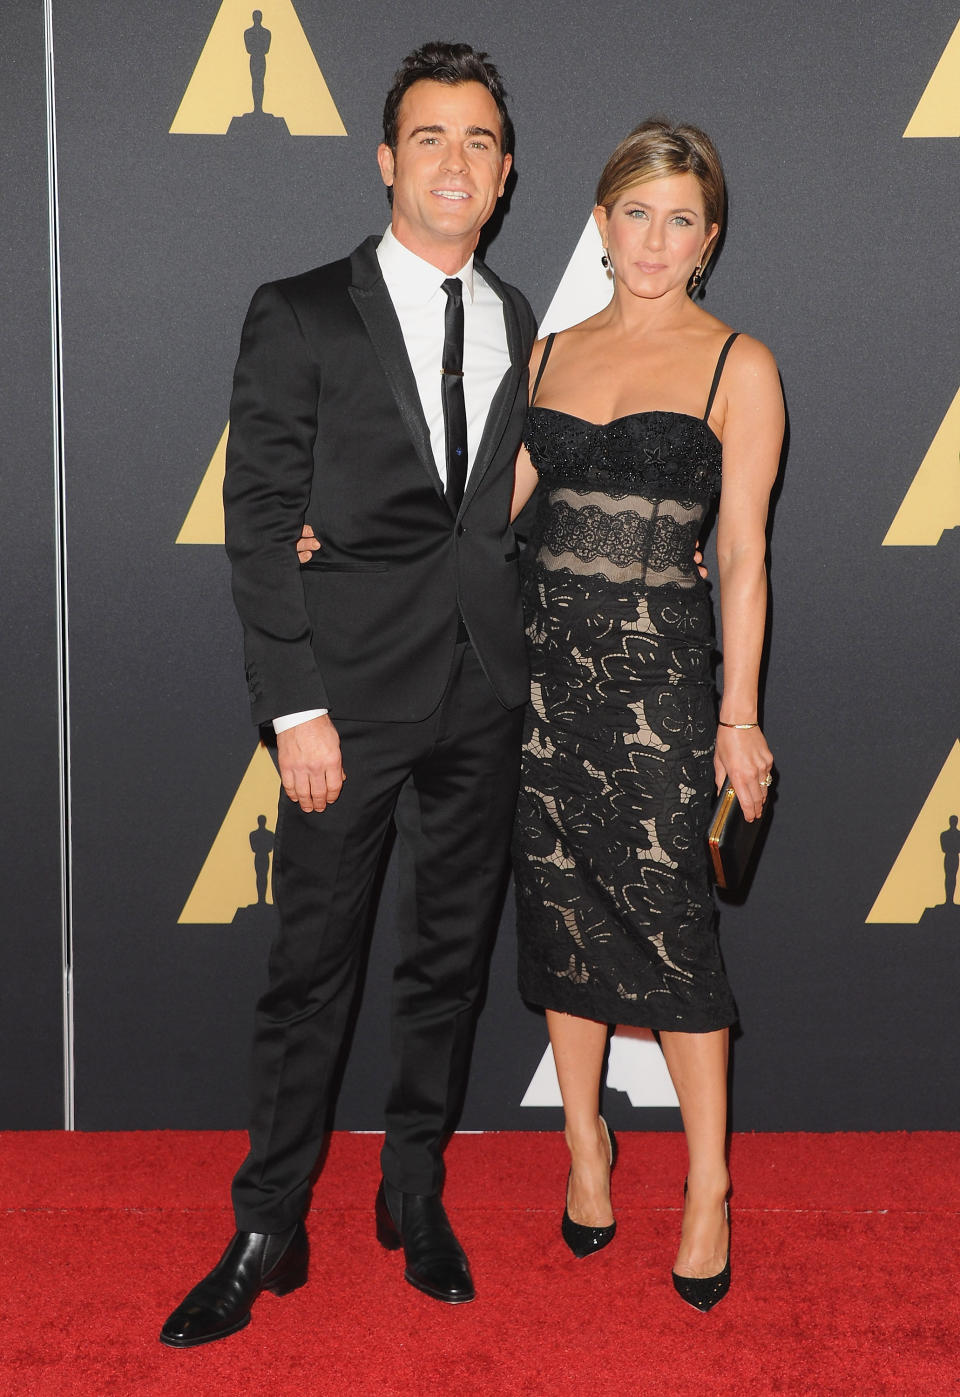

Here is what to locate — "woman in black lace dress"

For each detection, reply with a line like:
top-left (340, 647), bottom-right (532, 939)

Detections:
top-left (510, 121), bottom-right (783, 1309)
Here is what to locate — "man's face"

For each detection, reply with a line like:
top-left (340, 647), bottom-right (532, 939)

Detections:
top-left (377, 79), bottom-right (512, 266)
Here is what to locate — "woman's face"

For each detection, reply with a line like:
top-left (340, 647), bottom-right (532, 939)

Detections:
top-left (594, 171), bottom-right (718, 300)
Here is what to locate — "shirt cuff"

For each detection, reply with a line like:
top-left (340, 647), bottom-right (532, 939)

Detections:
top-left (273, 708), bottom-right (329, 733)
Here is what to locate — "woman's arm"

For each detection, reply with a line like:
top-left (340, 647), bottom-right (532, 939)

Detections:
top-left (509, 336), bottom-right (550, 520)
top-left (714, 335), bottom-right (784, 820)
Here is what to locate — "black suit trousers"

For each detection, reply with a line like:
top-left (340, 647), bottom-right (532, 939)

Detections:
top-left (231, 642), bottom-right (523, 1232)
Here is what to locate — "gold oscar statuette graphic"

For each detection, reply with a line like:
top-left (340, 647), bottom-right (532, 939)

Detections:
top-left (177, 423), bottom-right (227, 545)
top-left (170, 0), bottom-right (346, 136)
top-left (883, 386), bottom-right (960, 546)
top-left (903, 17), bottom-right (960, 137)
top-left (179, 744), bottom-right (281, 924)
top-left (866, 741), bottom-right (960, 925)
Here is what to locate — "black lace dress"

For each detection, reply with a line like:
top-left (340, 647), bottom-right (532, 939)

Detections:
top-left (512, 333), bottom-right (739, 1033)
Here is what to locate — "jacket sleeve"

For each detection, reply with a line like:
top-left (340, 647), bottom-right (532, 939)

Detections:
top-left (514, 287), bottom-right (539, 360)
top-left (223, 281), bottom-right (330, 725)
top-left (509, 285), bottom-right (541, 546)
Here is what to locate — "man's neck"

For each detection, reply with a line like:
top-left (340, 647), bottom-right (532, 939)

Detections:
top-left (388, 223), bottom-right (478, 276)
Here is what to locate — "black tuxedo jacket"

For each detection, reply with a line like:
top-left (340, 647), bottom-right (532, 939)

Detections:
top-left (224, 236), bottom-right (538, 725)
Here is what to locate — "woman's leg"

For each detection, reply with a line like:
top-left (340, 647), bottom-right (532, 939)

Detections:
top-left (546, 1009), bottom-right (613, 1227)
top-left (659, 1027), bottom-right (730, 1277)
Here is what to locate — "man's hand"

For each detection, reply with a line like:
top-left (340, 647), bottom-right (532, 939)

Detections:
top-left (277, 714), bottom-right (345, 813)
top-left (297, 524), bottom-right (321, 563)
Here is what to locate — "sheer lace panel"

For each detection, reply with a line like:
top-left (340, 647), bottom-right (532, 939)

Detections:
top-left (534, 487), bottom-right (705, 587)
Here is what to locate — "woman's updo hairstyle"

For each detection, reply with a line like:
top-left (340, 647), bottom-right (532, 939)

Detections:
top-left (596, 118), bottom-right (726, 271)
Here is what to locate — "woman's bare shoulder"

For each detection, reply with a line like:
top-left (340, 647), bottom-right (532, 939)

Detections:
top-left (724, 331), bottom-right (780, 390)
top-left (529, 320), bottom-right (594, 371)
top-left (532, 315), bottom-right (608, 363)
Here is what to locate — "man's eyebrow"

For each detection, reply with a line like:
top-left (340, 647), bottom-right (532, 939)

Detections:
top-left (406, 123), bottom-right (499, 143)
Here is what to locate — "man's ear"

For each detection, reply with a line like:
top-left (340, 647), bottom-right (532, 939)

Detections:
top-left (377, 143), bottom-right (395, 189)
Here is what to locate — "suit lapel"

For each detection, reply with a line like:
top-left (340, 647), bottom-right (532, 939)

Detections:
top-left (460, 258), bottom-right (525, 514)
top-left (347, 238), bottom-right (446, 501)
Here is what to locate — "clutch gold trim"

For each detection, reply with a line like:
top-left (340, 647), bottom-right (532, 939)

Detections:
top-left (707, 779), bottom-right (772, 892)
top-left (707, 783), bottom-right (739, 889)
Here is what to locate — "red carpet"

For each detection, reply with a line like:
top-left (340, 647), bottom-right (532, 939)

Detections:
top-left (1, 1130), bottom-right (958, 1395)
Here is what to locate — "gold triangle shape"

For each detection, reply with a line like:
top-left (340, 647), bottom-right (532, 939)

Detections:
top-left (177, 423), bottom-right (227, 545)
top-left (883, 385), bottom-right (960, 545)
top-left (170, 0), bottom-right (347, 136)
top-left (179, 744), bottom-right (280, 923)
top-left (904, 18), bottom-right (960, 137)
top-left (866, 741), bottom-right (960, 923)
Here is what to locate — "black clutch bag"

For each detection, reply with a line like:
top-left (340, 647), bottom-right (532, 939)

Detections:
top-left (707, 780), bottom-right (772, 892)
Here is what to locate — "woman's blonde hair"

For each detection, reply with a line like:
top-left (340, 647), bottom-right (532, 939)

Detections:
top-left (596, 118), bottom-right (726, 268)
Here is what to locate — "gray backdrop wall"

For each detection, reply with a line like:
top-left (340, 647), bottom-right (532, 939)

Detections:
top-left (5, 0), bottom-right (959, 1133)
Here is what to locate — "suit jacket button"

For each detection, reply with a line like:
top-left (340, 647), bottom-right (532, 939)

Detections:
top-left (456, 523), bottom-right (465, 536)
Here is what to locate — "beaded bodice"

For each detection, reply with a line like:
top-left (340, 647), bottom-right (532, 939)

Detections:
top-left (523, 407), bottom-right (722, 589)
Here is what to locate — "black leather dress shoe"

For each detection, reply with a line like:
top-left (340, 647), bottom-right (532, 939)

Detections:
top-left (375, 1179), bottom-right (475, 1303)
top-left (159, 1221), bottom-right (308, 1347)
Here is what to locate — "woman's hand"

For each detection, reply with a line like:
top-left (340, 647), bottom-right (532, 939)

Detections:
top-left (296, 523), bottom-right (321, 563)
top-left (714, 725), bottom-right (774, 823)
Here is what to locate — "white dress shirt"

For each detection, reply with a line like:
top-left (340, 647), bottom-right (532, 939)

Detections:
top-left (274, 227), bottom-right (510, 734)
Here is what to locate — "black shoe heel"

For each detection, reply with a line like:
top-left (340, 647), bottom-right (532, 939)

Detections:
top-left (265, 1260), bottom-right (308, 1296)
top-left (671, 1191), bottom-right (731, 1313)
top-left (264, 1225), bottom-right (309, 1296)
top-left (374, 1181), bottom-right (403, 1250)
top-left (561, 1117), bottom-right (617, 1259)
top-left (266, 1274), bottom-right (307, 1297)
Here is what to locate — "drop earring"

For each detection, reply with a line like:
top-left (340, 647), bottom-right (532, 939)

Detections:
top-left (601, 249), bottom-right (613, 276)
top-left (690, 262), bottom-right (704, 288)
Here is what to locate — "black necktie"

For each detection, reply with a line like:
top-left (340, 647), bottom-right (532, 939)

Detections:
top-left (441, 277), bottom-right (468, 510)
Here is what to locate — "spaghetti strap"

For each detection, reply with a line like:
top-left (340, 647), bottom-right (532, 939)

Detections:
top-left (703, 332), bottom-right (740, 421)
top-left (529, 332), bottom-right (557, 405)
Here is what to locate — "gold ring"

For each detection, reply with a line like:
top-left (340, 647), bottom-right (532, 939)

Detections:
top-left (760, 775), bottom-right (773, 787)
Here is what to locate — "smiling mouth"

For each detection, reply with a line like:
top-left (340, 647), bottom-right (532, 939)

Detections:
top-left (432, 190), bottom-right (470, 200)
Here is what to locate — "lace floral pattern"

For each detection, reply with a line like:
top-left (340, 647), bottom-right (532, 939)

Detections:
top-left (512, 411), bottom-right (737, 1031)
top-left (523, 407), bottom-right (722, 504)
top-left (537, 494), bottom-right (704, 584)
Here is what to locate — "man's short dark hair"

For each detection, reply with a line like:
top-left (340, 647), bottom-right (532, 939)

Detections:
top-left (382, 41), bottom-right (515, 156)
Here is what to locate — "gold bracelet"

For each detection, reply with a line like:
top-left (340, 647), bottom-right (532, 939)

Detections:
top-left (718, 720), bottom-right (759, 729)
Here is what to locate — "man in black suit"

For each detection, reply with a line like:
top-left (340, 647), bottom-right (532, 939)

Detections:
top-left (161, 42), bottom-right (537, 1348)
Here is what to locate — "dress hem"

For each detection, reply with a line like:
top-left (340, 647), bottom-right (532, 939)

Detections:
top-left (519, 982), bottom-right (737, 1035)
